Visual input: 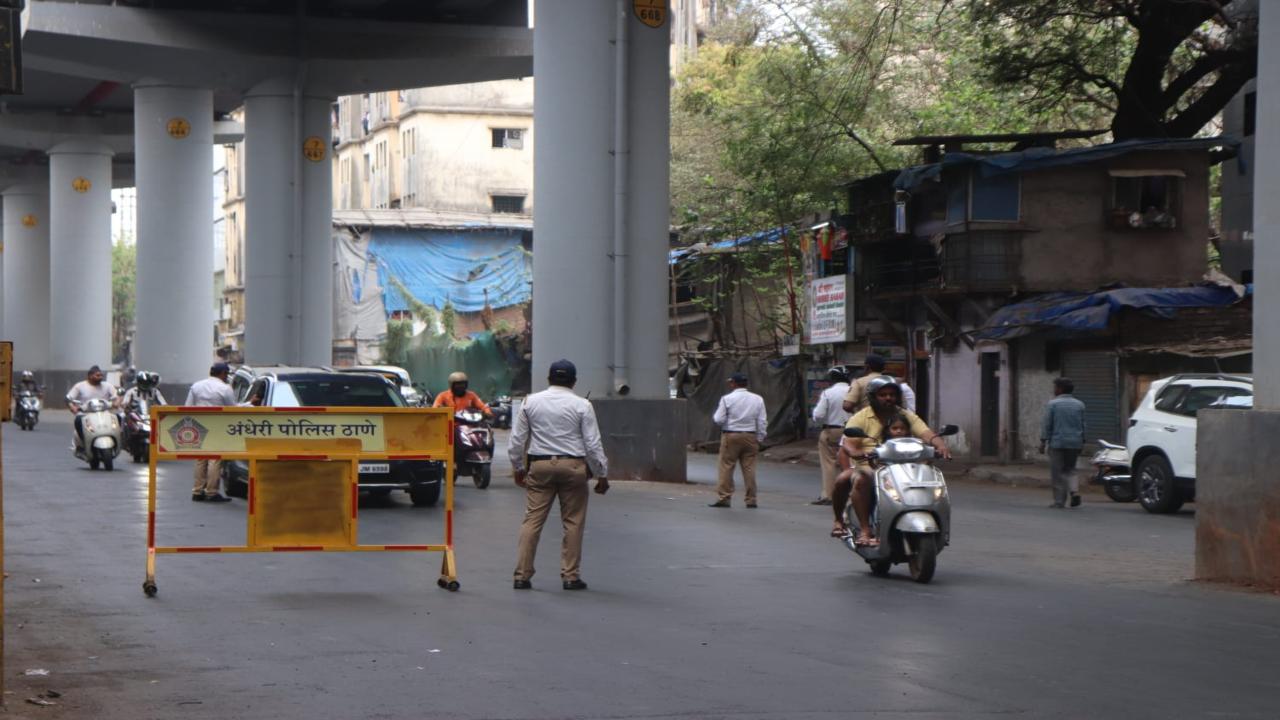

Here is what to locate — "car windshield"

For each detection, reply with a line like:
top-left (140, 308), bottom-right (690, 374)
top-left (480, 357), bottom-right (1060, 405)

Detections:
top-left (275, 378), bottom-right (406, 407)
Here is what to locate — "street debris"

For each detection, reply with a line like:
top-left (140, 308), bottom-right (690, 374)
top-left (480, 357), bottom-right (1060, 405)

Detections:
top-left (45, 690), bottom-right (62, 698)
top-left (26, 695), bottom-right (57, 707)
top-left (23, 668), bottom-right (50, 676)
top-left (428, 649), bottom-right (441, 653)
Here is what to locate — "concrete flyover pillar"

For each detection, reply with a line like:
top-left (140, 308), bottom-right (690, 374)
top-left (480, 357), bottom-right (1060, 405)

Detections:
top-left (1196, 1), bottom-right (1280, 588)
top-left (243, 79), bottom-right (334, 366)
top-left (48, 140), bottom-right (113, 389)
top-left (533, 1), bottom-right (685, 481)
top-left (133, 82), bottom-right (214, 387)
top-left (3, 183), bottom-right (51, 374)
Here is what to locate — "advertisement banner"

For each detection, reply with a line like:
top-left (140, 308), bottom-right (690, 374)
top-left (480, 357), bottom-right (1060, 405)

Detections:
top-left (808, 275), bottom-right (850, 344)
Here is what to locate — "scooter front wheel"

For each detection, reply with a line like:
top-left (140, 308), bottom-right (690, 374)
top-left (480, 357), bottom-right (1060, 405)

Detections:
top-left (473, 465), bottom-right (491, 489)
top-left (907, 534), bottom-right (937, 584)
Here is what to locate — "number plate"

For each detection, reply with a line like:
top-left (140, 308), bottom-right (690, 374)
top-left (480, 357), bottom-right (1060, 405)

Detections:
top-left (359, 463), bottom-right (391, 474)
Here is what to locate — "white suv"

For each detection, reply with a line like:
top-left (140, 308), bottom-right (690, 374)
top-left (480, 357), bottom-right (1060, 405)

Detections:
top-left (1126, 374), bottom-right (1252, 514)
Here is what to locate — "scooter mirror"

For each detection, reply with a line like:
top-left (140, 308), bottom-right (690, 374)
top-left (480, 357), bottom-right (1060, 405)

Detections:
top-left (843, 427), bottom-right (867, 438)
top-left (939, 424), bottom-right (960, 437)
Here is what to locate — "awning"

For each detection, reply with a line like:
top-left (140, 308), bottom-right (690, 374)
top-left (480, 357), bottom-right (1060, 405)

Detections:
top-left (1118, 338), bottom-right (1252, 358)
top-left (1108, 169), bottom-right (1186, 178)
top-left (973, 285), bottom-right (1243, 341)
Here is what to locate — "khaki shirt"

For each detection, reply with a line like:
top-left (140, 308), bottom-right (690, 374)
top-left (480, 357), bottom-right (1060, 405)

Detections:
top-left (843, 406), bottom-right (933, 466)
top-left (842, 372), bottom-right (884, 414)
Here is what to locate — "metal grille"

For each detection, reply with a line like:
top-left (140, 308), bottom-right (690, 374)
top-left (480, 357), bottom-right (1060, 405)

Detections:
top-left (1061, 351), bottom-right (1121, 445)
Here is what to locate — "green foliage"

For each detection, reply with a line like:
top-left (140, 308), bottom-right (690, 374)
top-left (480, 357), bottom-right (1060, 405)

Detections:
top-left (111, 240), bottom-right (135, 362)
top-left (441, 301), bottom-right (457, 340)
top-left (383, 319), bottom-right (412, 365)
top-left (385, 275), bottom-right (437, 331)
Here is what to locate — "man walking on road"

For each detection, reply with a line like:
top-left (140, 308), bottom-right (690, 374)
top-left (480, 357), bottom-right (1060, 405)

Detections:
top-left (509, 359), bottom-right (609, 591)
top-left (811, 367), bottom-right (850, 505)
top-left (1040, 377), bottom-right (1087, 508)
top-left (710, 373), bottom-right (767, 509)
top-left (185, 363), bottom-right (238, 503)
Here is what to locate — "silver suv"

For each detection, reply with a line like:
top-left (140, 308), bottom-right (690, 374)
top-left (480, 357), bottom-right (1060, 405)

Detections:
top-left (1125, 373), bottom-right (1252, 514)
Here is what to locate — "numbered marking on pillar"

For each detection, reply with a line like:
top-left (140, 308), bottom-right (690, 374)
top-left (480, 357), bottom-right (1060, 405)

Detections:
top-left (20, 214), bottom-right (35, 227)
top-left (71, 177), bottom-right (91, 194)
top-left (634, 0), bottom-right (666, 27)
top-left (303, 136), bottom-right (326, 163)
top-left (167, 118), bottom-right (191, 139)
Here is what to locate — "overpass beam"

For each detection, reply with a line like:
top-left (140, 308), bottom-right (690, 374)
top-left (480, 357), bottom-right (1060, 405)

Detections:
top-left (48, 140), bottom-right (113, 391)
top-left (3, 182), bottom-right (52, 375)
top-left (133, 82), bottom-right (214, 387)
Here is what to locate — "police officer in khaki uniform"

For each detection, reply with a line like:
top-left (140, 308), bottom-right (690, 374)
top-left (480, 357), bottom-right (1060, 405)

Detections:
top-left (508, 359), bottom-right (610, 591)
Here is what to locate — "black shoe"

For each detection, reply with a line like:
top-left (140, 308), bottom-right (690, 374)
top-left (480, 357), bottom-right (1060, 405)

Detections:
top-left (746, 502), bottom-right (758, 509)
top-left (811, 498), bottom-right (832, 506)
top-left (708, 500), bottom-right (730, 508)
top-left (204, 494), bottom-right (231, 503)
top-left (513, 579), bottom-right (532, 590)
top-left (562, 579), bottom-right (588, 591)
top-left (1070, 494), bottom-right (1082, 507)
top-left (192, 494), bottom-right (206, 502)
top-left (1049, 503), bottom-right (1065, 509)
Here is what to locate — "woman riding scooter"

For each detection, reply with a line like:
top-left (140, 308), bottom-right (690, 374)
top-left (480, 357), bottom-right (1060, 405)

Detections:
top-left (831, 376), bottom-right (951, 546)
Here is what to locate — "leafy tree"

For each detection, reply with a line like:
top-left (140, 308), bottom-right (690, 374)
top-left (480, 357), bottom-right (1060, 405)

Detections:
top-left (111, 240), bottom-right (135, 362)
top-left (968, 0), bottom-right (1259, 139)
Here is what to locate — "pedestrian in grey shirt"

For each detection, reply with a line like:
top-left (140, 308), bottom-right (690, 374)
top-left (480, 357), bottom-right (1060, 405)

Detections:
top-left (1040, 377), bottom-right (1087, 508)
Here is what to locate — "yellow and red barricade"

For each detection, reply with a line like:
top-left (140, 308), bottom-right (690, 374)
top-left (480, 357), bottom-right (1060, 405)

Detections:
top-left (143, 406), bottom-right (458, 596)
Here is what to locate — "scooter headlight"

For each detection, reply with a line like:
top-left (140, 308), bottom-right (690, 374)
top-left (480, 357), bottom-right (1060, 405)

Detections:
top-left (880, 476), bottom-right (902, 502)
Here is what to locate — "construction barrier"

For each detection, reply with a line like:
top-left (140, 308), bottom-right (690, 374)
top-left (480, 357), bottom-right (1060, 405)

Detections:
top-left (143, 406), bottom-right (458, 597)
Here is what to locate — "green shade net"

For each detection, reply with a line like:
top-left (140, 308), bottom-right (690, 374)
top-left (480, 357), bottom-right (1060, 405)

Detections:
top-left (398, 331), bottom-right (515, 402)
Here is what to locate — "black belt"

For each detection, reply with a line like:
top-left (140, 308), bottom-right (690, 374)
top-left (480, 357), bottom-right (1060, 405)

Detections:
top-left (528, 454), bottom-right (584, 462)
top-left (823, 424), bottom-right (844, 429)
top-left (724, 431), bottom-right (755, 434)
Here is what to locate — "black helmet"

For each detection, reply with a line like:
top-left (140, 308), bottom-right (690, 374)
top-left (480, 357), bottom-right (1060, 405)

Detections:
top-left (865, 375), bottom-right (901, 400)
top-left (136, 371), bottom-right (161, 390)
top-left (20, 370), bottom-right (34, 382)
top-left (827, 366), bottom-right (849, 384)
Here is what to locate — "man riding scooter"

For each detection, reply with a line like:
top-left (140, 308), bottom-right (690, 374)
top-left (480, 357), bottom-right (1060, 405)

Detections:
top-left (66, 365), bottom-right (120, 449)
top-left (433, 372), bottom-right (496, 488)
top-left (432, 372), bottom-right (493, 417)
top-left (832, 376), bottom-right (951, 546)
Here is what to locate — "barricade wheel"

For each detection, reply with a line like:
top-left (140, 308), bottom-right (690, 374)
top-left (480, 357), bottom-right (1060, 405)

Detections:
top-left (437, 578), bottom-right (447, 588)
top-left (446, 581), bottom-right (460, 592)
top-left (143, 581), bottom-right (157, 597)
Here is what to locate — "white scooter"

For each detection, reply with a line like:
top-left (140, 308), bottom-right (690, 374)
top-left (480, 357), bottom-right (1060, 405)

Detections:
top-left (74, 398), bottom-right (122, 471)
top-left (840, 425), bottom-right (957, 583)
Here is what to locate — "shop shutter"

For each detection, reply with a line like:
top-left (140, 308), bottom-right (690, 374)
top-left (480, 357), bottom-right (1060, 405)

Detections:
top-left (1061, 350), bottom-right (1121, 445)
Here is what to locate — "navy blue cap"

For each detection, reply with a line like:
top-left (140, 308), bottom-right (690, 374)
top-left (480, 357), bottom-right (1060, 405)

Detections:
top-left (729, 372), bottom-right (749, 385)
top-left (210, 362), bottom-right (231, 375)
top-left (548, 359), bottom-right (577, 382)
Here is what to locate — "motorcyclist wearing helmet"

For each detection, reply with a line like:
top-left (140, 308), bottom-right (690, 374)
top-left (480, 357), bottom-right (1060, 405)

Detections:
top-left (432, 371), bottom-right (493, 416)
top-left (121, 370), bottom-right (167, 409)
top-left (17, 370), bottom-right (42, 397)
top-left (831, 376), bottom-right (951, 546)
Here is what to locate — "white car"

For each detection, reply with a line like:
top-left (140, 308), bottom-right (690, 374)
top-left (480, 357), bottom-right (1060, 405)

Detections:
top-left (1125, 373), bottom-right (1252, 514)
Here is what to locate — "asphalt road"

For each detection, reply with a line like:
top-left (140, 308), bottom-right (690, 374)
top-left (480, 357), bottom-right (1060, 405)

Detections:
top-left (3, 414), bottom-right (1278, 719)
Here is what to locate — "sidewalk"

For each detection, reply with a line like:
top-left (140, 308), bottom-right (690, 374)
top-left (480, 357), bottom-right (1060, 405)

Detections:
top-left (743, 436), bottom-right (1059, 489)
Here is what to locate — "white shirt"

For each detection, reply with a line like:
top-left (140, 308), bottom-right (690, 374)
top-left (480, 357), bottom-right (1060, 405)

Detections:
top-left (122, 387), bottom-right (167, 408)
top-left (185, 377), bottom-right (237, 407)
top-left (899, 382), bottom-right (917, 413)
top-left (508, 385), bottom-right (608, 478)
top-left (713, 387), bottom-right (767, 442)
top-left (812, 381), bottom-right (851, 427)
top-left (66, 380), bottom-right (118, 407)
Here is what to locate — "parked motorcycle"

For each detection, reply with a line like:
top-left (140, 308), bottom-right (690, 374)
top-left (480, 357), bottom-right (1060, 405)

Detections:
top-left (123, 398), bottom-right (153, 464)
top-left (14, 389), bottom-right (41, 430)
top-left (454, 409), bottom-right (494, 488)
top-left (74, 398), bottom-right (122, 471)
top-left (490, 395), bottom-right (513, 429)
top-left (1091, 439), bottom-right (1134, 503)
top-left (840, 425), bottom-right (958, 583)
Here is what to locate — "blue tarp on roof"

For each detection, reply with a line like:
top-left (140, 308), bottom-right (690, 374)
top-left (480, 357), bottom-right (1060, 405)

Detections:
top-left (895, 136), bottom-right (1239, 191)
top-left (974, 286), bottom-right (1242, 341)
top-left (368, 227), bottom-right (531, 314)
top-left (669, 227), bottom-right (787, 265)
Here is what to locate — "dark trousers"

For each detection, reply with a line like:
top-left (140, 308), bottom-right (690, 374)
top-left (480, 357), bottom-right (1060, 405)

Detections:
top-left (1049, 448), bottom-right (1081, 506)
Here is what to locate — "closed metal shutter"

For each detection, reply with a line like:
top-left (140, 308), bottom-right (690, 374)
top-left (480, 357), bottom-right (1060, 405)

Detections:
top-left (1062, 350), bottom-right (1120, 444)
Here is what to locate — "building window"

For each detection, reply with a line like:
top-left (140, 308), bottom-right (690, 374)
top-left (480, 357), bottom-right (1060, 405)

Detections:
top-left (970, 173), bottom-right (1020, 221)
top-left (1110, 171), bottom-right (1182, 229)
top-left (491, 128), bottom-right (524, 150)
top-left (492, 195), bottom-right (526, 214)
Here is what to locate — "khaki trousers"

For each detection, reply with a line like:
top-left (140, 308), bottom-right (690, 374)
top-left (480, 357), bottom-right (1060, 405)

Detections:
top-left (716, 433), bottom-right (759, 503)
top-left (192, 459), bottom-right (222, 496)
top-left (514, 458), bottom-right (590, 582)
top-left (817, 428), bottom-right (843, 500)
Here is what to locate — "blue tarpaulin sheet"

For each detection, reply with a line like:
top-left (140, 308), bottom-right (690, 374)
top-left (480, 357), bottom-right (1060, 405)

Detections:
top-left (669, 227), bottom-right (786, 265)
top-left (974, 286), bottom-right (1241, 341)
top-left (368, 228), bottom-right (531, 313)
top-left (895, 137), bottom-right (1239, 191)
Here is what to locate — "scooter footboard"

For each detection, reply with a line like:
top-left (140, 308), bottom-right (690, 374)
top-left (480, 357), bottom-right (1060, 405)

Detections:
top-left (894, 511), bottom-right (939, 534)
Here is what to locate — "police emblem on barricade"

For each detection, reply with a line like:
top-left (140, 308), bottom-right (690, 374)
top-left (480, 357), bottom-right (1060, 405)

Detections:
top-left (634, 0), bottom-right (666, 28)
top-left (168, 416), bottom-right (209, 449)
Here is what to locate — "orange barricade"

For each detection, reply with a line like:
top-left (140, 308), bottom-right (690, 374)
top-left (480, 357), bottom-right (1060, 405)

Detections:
top-left (143, 406), bottom-right (458, 597)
